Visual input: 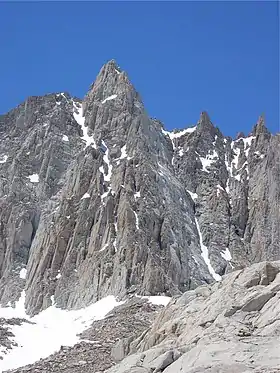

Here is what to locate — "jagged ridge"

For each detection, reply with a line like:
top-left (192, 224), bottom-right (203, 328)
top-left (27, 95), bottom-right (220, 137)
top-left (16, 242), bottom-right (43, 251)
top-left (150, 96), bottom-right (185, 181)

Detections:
top-left (0, 60), bottom-right (279, 317)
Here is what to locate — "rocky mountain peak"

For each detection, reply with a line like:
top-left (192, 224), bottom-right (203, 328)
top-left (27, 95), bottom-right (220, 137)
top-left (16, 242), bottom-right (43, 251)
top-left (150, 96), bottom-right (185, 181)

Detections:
top-left (196, 111), bottom-right (215, 134)
top-left (82, 60), bottom-right (144, 132)
top-left (252, 114), bottom-right (270, 136)
top-left (0, 58), bottom-right (279, 330)
top-left (0, 59), bottom-right (279, 372)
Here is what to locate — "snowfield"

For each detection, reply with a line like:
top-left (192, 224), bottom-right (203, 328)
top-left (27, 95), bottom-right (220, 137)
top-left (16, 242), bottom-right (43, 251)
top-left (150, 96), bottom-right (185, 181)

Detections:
top-left (0, 292), bottom-right (171, 371)
top-left (0, 292), bottom-right (124, 371)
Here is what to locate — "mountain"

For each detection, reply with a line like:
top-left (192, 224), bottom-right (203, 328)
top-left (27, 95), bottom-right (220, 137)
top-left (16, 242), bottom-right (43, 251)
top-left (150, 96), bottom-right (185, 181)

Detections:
top-left (0, 60), bottom-right (279, 372)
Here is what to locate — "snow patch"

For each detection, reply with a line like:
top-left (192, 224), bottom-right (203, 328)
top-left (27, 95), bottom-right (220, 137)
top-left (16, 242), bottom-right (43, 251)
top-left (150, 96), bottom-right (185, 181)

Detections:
top-left (55, 273), bottom-right (62, 280)
top-left (134, 191), bottom-right (141, 200)
top-left (178, 148), bottom-right (184, 157)
top-left (194, 218), bottom-right (221, 281)
top-left (101, 141), bottom-right (113, 182)
top-left (136, 295), bottom-right (171, 306)
top-left (101, 190), bottom-right (110, 203)
top-left (162, 126), bottom-right (196, 140)
top-left (73, 102), bottom-right (96, 149)
top-left (216, 184), bottom-right (224, 197)
top-left (187, 190), bottom-right (198, 201)
top-left (133, 211), bottom-right (139, 230)
top-left (19, 268), bottom-right (27, 280)
top-left (221, 248), bottom-right (232, 261)
top-left (254, 151), bottom-right (265, 159)
top-left (199, 149), bottom-right (218, 173)
top-left (100, 243), bottom-right (109, 252)
top-left (113, 221), bottom-right (118, 250)
top-left (0, 294), bottom-right (124, 371)
top-left (27, 174), bottom-right (39, 183)
top-left (81, 193), bottom-right (90, 200)
top-left (102, 94), bottom-right (117, 104)
top-left (115, 145), bottom-right (132, 162)
top-left (0, 155), bottom-right (8, 163)
top-left (241, 136), bottom-right (256, 157)
top-left (62, 135), bottom-right (69, 142)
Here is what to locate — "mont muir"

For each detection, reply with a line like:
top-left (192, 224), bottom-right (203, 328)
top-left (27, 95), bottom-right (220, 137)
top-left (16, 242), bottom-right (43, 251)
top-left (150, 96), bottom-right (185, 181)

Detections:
top-left (0, 60), bottom-right (279, 373)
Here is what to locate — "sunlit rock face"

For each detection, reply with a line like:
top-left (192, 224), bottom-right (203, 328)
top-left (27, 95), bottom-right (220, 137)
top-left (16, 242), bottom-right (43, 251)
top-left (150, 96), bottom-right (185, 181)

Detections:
top-left (0, 60), bottom-right (279, 317)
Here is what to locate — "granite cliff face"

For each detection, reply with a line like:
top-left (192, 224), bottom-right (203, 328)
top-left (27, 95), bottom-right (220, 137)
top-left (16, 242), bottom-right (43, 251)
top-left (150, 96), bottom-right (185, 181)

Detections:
top-left (0, 60), bottom-right (279, 317)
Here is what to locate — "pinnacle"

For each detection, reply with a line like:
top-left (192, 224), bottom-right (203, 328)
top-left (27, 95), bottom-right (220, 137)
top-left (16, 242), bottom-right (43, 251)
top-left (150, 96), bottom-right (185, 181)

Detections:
top-left (199, 111), bottom-right (211, 123)
top-left (197, 111), bottom-right (215, 133)
top-left (102, 59), bottom-right (122, 74)
top-left (252, 114), bottom-right (270, 136)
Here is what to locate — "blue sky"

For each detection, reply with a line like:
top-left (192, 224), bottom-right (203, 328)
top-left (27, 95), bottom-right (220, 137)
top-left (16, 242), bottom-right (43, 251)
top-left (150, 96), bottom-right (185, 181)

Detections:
top-left (0, 1), bottom-right (279, 136)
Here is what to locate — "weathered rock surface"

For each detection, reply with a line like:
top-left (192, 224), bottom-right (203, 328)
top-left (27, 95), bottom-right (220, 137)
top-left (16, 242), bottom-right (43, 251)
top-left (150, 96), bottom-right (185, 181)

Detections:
top-left (106, 261), bottom-right (280, 373)
top-left (0, 59), bottom-right (279, 318)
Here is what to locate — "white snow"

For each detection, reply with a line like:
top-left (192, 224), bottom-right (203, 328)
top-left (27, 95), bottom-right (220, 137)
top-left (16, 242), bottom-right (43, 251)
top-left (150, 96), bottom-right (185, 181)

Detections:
top-left (0, 155), bottom-right (8, 163)
top-left (199, 150), bottom-right (219, 173)
top-left (101, 141), bottom-right (113, 182)
top-left (62, 135), bottom-right (69, 142)
top-left (81, 193), bottom-right (90, 200)
top-left (101, 94), bottom-right (117, 104)
top-left (134, 191), bottom-right (141, 200)
top-left (241, 136), bottom-right (256, 157)
top-left (216, 184), bottom-right (224, 197)
top-left (136, 295), bottom-right (171, 307)
top-left (73, 102), bottom-right (97, 149)
top-left (115, 145), bottom-right (132, 163)
top-left (178, 148), bottom-right (184, 157)
top-left (133, 211), bottom-right (139, 230)
top-left (113, 221), bottom-right (118, 250)
top-left (187, 190), bottom-right (198, 201)
top-left (0, 293), bottom-right (124, 371)
top-left (19, 268), bottom-right (27, 280)
top-left (100, 243), bottom-right (109, 252)
top-left (254, 151), bottom-right (265, 159)
top-left (194, 218), bottom-right (221, 281)
top-left (162, 126), bottom-right (196, 140)
top-left (146, 296), bottom-right (171, 306)
top-left (27, 174), bottom-right (39, 183)
top-left (221, 247), bottom-right (232, 261)
top-left (120, 145), bottom-right (128, 159)
top-left (66, 215), bottom-right (70, 219)
top-left (101, 190), bottom-right (110, 202)
top-left (55, 273), bottom-right (62, 280)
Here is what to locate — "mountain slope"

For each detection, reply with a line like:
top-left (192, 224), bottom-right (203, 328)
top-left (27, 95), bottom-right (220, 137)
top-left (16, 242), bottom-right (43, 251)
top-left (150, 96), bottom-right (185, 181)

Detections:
top-left (0, 60), bottom-right (279, 317)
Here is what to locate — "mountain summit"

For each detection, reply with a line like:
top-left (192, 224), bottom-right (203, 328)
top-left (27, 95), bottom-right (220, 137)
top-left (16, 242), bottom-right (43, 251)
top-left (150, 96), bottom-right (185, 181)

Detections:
top-left (0, 60), bottom-right (279, 372)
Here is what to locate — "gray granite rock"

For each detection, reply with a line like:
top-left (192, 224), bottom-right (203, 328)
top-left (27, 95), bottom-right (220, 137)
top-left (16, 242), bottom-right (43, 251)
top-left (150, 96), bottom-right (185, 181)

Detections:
top-left (0, 59), bottom-right (279, 318)
top-left (106, 261), bottom-right (280, 373)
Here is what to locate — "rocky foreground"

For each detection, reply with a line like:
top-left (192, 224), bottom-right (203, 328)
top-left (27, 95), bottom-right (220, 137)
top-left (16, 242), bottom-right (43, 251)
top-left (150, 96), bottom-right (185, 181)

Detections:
top-left (3, 261), bottom-right (280, 373)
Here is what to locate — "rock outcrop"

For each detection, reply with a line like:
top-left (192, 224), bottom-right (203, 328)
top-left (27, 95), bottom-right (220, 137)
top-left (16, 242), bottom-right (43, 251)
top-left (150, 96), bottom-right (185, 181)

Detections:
top-left (106, 261), bottom-right (280, 373)
top-left (0, 59), bottom-right (279, 317)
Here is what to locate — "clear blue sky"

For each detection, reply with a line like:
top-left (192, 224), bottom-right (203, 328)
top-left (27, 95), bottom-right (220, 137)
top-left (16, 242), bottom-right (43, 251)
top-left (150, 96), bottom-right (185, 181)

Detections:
top-left (0, 1), bottom-right (279, 136)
